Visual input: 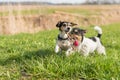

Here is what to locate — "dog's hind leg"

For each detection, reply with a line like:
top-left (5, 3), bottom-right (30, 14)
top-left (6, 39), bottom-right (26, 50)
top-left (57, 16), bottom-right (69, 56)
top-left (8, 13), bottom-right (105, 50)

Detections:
top-left (96, 45), bottom-right (106, 55)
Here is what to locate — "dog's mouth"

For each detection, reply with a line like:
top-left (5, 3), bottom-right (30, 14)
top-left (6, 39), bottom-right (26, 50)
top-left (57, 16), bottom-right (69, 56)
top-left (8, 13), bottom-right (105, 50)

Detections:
top-left (73, 40), bottom-right (79, 46)
top-left (65, 30), bottom-right (69, 33)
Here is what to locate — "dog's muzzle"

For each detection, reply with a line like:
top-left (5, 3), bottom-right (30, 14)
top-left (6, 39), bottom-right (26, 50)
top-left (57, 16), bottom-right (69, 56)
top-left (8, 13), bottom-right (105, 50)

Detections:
top-left (65, 27), bottom-right (70, 33)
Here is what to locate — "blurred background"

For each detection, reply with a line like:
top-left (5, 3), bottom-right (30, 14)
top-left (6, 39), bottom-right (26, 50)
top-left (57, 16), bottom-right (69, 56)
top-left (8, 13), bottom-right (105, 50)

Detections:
top-left (0, 0), bottom-right (120, 34)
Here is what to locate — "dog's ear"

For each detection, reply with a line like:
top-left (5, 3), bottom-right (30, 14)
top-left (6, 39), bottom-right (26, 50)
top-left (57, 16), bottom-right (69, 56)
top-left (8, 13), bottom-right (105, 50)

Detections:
top-left (70, 22), bottom-right (77, 26)
top-left (56, 21), bottom-right (62, 27)
top-left (80, 29), bottom-right (86, 35)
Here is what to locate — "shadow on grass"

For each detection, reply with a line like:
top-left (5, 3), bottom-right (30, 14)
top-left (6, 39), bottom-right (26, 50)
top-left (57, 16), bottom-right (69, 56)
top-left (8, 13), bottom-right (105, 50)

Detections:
top-left (0, 49), bottom-right (54, 66)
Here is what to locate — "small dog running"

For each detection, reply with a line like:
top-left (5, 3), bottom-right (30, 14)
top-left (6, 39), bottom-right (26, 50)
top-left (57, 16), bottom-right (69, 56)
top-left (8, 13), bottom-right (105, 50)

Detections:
top-left (55, 21), bottom-right (77, 56)
top-left (70, 26), bottom-right (106, 56)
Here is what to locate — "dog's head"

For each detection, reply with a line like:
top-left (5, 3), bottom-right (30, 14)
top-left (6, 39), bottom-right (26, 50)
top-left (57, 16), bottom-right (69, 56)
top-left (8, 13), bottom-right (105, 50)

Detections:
top-left (56, 21), bottom-right (77, 33)
top-left (70, 28), bottom-right (86, 41)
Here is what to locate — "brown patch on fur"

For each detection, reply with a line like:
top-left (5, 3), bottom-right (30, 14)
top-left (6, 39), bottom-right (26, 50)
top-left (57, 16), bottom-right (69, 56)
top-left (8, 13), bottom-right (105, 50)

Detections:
top-left (68, 33), bottom-right (82, 50)
top-left (69, 34), bottom-right (82, 41)
top-left (60, 26), bottom-right (65, 31)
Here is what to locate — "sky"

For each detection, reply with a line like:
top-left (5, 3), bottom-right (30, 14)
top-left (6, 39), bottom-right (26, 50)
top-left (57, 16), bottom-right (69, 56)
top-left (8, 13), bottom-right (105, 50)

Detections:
top-left (0, 0), bottom-right (86, 3)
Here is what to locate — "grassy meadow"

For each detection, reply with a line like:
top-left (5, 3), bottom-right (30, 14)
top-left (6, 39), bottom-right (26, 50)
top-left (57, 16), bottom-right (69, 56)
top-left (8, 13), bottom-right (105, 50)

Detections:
top-left (0, 22), bottom-right (120, 79)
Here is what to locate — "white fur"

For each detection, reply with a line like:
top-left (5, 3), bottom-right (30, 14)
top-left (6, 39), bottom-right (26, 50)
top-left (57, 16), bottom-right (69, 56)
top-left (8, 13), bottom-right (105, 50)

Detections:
top-left (55, 32), bottom-right (73, 56)
top-left (94, 26), bottom-right (102, 34)
top-left (55, 39), bottom-right (73, 56)
top-left (78, 26), bottom-right (106, 56)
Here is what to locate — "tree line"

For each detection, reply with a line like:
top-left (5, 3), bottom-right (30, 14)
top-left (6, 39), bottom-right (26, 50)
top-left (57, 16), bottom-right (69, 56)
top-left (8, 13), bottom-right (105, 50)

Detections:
top-left (85, 0), bottom-right (120, 4)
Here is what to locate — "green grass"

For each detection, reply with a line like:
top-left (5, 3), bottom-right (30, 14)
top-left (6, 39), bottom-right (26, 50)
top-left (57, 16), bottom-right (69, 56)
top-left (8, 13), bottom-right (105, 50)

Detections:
top-left (0, 23), bottom-right (120, 80)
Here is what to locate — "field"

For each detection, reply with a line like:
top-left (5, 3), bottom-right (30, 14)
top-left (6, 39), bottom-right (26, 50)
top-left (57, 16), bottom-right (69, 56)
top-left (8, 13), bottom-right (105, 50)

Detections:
top-left (0, 22), bottom-right (120, 79)
top-left (0, 5), bottom-right (120, 79)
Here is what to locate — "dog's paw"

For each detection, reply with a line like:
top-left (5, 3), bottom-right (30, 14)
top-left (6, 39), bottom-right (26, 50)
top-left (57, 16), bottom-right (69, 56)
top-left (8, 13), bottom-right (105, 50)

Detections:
top-left (55, 45), bottom-right (59, 53)
top-left (65, 49), bottom-right (73, 56)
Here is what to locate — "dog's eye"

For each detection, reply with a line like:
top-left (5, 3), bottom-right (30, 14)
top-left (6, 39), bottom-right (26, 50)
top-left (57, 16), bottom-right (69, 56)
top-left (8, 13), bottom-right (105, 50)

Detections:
top-left (75, 32), bottom-right (78, 34)
top-left (63, 24), bottom-right (66, 27)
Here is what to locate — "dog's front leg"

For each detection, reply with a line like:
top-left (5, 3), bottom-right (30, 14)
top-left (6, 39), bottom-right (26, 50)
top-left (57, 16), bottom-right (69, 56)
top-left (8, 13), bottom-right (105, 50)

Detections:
top-left (82, 52), bottom-right (89, 57)
top-left (55, 44), bottom-right (60, 53)
top-left (80, 45), bottom-right (89, 56)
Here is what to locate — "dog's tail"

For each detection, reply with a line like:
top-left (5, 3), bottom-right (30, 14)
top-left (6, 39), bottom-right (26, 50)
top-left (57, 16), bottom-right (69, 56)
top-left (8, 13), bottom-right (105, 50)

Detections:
top-left (94, 26), bottom-right (102, 38)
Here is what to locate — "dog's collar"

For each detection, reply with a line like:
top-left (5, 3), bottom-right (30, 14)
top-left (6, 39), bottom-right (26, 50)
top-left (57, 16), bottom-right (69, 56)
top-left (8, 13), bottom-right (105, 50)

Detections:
top-left (58, 35), bottom-right (68, 40)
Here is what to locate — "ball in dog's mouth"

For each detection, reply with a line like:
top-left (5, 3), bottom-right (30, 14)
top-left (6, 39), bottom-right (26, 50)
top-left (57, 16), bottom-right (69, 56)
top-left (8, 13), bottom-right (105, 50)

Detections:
top-left (73, 40), bottom-right (79, 46)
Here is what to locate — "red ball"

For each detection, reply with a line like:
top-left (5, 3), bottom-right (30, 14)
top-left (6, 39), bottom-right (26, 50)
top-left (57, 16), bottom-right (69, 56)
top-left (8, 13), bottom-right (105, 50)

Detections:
top-left (73, 40), bottom-right (79, 46)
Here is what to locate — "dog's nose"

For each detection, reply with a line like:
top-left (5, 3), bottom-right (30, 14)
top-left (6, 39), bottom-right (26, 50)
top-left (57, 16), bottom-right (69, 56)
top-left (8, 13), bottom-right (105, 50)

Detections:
top-left (67, 27), bottom-right (70, 30)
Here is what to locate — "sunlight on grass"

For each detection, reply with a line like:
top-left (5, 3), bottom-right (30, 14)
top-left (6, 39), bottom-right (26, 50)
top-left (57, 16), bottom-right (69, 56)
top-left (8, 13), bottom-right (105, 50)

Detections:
top-left (0, 23), bottom-right (120, 79)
